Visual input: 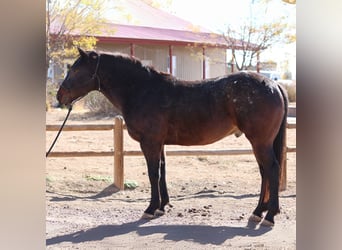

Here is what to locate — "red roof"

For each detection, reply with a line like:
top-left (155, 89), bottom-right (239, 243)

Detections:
top-left (96, 23), bottom-right (229, 48)
top-left (102, 0), bottom-right (212, 33)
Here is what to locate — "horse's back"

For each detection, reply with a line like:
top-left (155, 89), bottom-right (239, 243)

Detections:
top-left (164, 72), bottom-right (285, 145)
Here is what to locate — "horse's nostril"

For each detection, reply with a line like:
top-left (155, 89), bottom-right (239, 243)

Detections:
top-left (56, 88), bottom-right (64, 104)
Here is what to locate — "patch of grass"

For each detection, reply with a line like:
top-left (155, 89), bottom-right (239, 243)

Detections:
top-left (85, 175), bottom-right (112, 182)
top-left (46, 176), bottom-right (54, 183)
top-left (197, 156), bottom-right (208, 162)
top-left (124, 180), bottom-right (139, 190)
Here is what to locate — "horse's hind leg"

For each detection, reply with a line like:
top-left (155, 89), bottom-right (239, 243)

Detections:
top-left (250, 144), bottom-right (280, 226)
top-left (249, 164), bottom-right (269, 222)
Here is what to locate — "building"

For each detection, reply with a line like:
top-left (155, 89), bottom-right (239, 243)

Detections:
top-left (48, 0), bottom-right (251, 83)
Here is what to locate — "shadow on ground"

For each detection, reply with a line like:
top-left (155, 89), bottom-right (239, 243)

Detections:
top-left (47, 186), bottom-right (295, 203)
top-left (46, 219), bottom-right (272, 246)
top-left (47, 184), bottom-right (121, 201)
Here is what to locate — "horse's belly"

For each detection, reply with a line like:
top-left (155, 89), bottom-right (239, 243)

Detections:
top-left (165, 123), bottom-right (238, 146)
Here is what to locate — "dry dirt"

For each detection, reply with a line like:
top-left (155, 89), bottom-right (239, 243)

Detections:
top-left (46, 108), bottom-right (296, 249)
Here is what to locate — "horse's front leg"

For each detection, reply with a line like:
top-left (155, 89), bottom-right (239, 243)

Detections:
top-left (159, 146), bottom-right (170, 213)
top-left (140, 141), bottom-right (163, 219)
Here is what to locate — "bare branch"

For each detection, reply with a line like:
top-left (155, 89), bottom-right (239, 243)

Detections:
top-left (223, 17), bottom-right (290, 71)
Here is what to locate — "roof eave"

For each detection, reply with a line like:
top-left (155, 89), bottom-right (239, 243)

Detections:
top-left (96, 36), bottom-right (231, 49)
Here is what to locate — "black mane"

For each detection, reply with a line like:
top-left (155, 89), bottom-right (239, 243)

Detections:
top-left (100, 52), bottom-right (177, 85)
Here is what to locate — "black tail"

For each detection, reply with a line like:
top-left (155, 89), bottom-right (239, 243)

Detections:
top-left (274, 84), bottom-right (289, 191)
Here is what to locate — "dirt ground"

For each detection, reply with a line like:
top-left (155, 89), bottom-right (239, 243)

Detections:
top-left (46, 108), bottom-right (296, 249)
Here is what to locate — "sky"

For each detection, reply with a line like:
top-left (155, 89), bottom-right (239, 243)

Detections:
top-left (164, 0), bottom-right (295, 33)
top-left (161, 0), bottom-right (296, 78)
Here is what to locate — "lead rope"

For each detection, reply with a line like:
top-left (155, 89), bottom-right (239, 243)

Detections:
top-left (47, 54), bottom-right (100, 157)
top-left (46, 105), bottom-right (73, 157)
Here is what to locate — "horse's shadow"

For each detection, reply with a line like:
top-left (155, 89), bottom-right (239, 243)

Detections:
top-left (47, 184), bottom-right (121, 202)
top-left (46, 219), bottom-right (272, 246)
top-left (47, 187), bottom-right (295, 202)
top-left (47, 184), bottom-right (261, 202)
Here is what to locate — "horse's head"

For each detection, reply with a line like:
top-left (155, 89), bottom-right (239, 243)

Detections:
top-left (57, 48), bottom-right (100, 107)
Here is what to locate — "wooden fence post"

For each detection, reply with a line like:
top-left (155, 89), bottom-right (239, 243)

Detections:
top-left (114, 116), bottom-right (124, 190)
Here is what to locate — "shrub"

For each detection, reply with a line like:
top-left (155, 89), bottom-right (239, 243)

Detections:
top-left (278, 80), bottom-right (296, 103)
top-left (46, 82), bottom-right (59, 108)
top-left (84, 91), bottom-right (119, 115)
top-left (281, 83), bottom-right (296, 103)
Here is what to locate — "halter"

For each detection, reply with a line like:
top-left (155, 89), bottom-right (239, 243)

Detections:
top-left (91, 54), bottom-right (101, 91)
top-left (60, 53), bottom-right (102, 93)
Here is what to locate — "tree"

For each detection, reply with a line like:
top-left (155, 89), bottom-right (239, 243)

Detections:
top-left (223, 1), bottom-right (295, 71)
top-left (46, 0), bottom-right (112, 81)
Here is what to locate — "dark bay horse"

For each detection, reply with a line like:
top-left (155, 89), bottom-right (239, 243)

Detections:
top-left (57, 48), bottom-right (288, 226)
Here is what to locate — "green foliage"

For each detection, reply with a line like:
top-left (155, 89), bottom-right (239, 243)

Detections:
top-left (85, 175), bottom-right (112, 182)
top-left (124, 180), bottom-right (139, 190)
top-left (46, 0), bottom-right (113, 76)
top-left (46, 176), bottom-right (54, 183)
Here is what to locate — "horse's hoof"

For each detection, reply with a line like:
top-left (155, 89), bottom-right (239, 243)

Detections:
top-left (141, 213), bottom-right (155, 220)
top-left (261, 219), bottom-right (274, 227)
top-left (248, 214), bottom-right (262, 223)
top-left (154, 209), bottom-right (165, 217)
top-left (141, 210), bottom-right (165, 220)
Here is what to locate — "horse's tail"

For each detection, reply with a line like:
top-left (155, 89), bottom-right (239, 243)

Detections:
top-left (274, 84), bottom-right (289, 191)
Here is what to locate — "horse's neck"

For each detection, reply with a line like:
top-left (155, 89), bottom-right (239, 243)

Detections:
top-left (100, 59), bottom-right (153, 111)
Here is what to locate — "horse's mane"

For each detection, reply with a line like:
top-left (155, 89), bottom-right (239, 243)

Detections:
top-left (99, 51), bottom-right (176, 84)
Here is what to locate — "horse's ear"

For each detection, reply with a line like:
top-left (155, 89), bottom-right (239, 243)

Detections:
top-left (77, 47), bottom-right (88, 59)
top-left (89, 51), bottom-right (98, 60)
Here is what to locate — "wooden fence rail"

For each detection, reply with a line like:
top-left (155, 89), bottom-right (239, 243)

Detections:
top-left (46, 116), bottom-right (296, 190)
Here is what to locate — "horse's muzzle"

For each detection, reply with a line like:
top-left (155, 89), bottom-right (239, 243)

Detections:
top-left (56, 87), bottom-right (70, 106)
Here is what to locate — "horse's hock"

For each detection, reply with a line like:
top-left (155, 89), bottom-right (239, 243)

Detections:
top-left (46, 116), bottom-right (296, 191)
